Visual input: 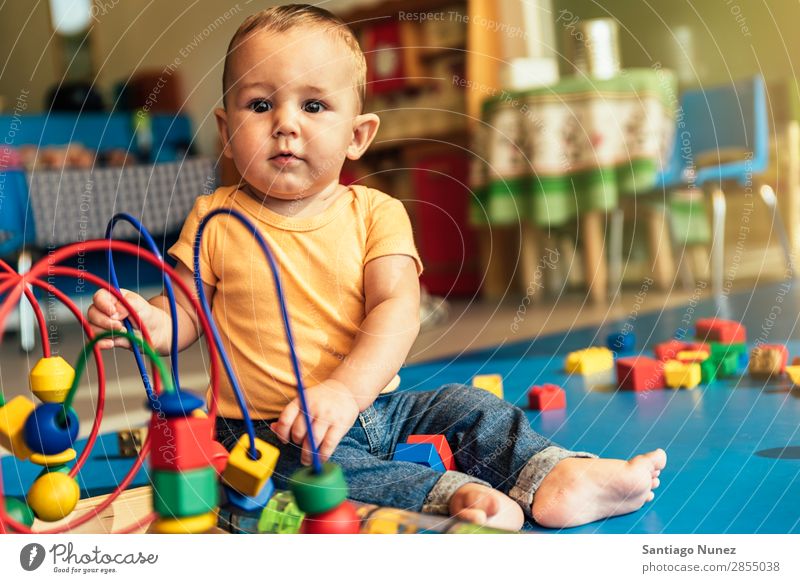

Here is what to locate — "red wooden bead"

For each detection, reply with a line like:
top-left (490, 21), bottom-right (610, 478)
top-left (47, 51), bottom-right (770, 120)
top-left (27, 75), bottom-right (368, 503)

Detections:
top-left (209, 440), bottom-right (230, 474)
top-left (149, 415), bottom-right (214, 471)
top-left (527, 384), bottom-right (566, 411)
top-left (616, 356), bottom-right (664, 391)
top-left (300, 501), bottom-right (361, 534)
top-left (406, 435), bottom-right (456, 471)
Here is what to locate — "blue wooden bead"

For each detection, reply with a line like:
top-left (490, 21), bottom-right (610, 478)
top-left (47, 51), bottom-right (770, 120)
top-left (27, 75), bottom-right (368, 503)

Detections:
top-left (223, 479), bottom-right (275, 515)
top-left (23, 403), bottom-right (79, 455)
top-left (148, 390), bottom-right (205, 417)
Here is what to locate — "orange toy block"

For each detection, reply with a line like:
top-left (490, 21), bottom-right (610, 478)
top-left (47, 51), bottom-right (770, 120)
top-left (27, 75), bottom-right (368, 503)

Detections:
top-left (406, 434), bottom-right (456, 471)
top-left (527, 384), bottom-right (566, 410)
top-left (222, 434), bottom-right (280, 496)
top-left (0, 395), bottom-right (35, 460)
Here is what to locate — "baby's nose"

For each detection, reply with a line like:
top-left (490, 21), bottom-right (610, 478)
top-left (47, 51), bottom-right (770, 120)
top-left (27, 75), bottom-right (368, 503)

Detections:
top-left (272, 104), bottom-right (300, 137)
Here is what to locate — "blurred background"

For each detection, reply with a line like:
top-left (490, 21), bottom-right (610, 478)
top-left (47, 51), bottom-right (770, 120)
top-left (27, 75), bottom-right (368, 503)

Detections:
top-left (0, 0), bottom-right (797, 360)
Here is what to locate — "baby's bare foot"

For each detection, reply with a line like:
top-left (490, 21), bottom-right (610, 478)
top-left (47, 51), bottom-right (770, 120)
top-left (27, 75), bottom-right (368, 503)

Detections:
top-left (449, 483), bottom-right (523, 531)
top-left (532, 449), bottom-right (667, 528)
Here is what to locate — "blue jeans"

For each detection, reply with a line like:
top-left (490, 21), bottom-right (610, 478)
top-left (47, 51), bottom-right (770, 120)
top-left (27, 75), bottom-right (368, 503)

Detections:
top-left (215, 384), bottom-right (594, 517)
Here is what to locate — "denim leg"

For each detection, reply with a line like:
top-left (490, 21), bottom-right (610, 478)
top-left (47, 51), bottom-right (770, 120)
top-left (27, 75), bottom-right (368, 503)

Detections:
top-left (214, 412), bottom-right (485, 513)
top-left (372, 384), bottom-right (596, 514)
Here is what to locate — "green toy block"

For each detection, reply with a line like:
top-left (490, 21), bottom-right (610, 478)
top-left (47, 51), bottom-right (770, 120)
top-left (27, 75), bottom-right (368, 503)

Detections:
top-left (708, 342), bottom-right (745, 378)
top-left (152, 467), bottom-right (218, 518)
top-left (258, 491), bottom-right (304, 534)
top-left (700, 358), bottom-right (717, 384)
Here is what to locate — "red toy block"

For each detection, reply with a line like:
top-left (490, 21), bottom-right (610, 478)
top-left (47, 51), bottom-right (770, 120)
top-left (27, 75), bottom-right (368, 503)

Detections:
top-left (695, 318), bottom-right (746, 343)
top-left (654, 340), bottom-right (686, 362)
top-left (616, 356), bottom-right (664, 391)
top-left (149, 415), bottom-right (215, 471)
top-left (527, 384), bottom-right (566, 411)
top-left (406, 435), bottom-right (456, 471)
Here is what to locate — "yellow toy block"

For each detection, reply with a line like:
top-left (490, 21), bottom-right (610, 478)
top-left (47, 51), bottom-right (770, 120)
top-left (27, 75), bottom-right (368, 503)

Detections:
top-left (0, 395), bottom-right (35, 460)
top-left (565, 347), bottom-right (614, 375)
top-left (676, 350), bottom-right (709, 363)
top-left (29, 356), bottom-right (75, 403)
top-left (471, 374), bottom-right (503, 399)
top-left (663, 360), bottom-right (701, 389)
top-left (786, 365), bottom-right (800, 385)
top-left (222, 434), bottom-right (280, 496)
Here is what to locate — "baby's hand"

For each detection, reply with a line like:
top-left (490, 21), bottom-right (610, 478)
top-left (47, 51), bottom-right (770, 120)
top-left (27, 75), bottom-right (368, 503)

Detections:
top-left (271, 380), bottom-right (359, 465)
top-left (87, 288), bottom-right (159, 350)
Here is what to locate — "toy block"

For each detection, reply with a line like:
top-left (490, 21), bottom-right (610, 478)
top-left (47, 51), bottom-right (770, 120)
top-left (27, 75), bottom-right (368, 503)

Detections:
top-left (258, 491), bottom-right (305, 534)
top-left (709, 342), bottom-right (745, 377)
top-left (615, 357), bottom-right (664, 391)
top-left (223, 434), bottom-right (280, 497)
top-left (152, 466), bottom-right (218, 518)
top-left (606, 331), bottom-right (635, 354)
top-left (785, 365), bottom-right (800, 385)
top-left (663, 360), bottom-right (701, 389)
top-left (29, 356), bottom-right (75, 403)
top-left (117, 427), bottom-right (146, 458)
top-left (565, 347), bottom-right (614, 375)
top-left (471, 374), bottom-right (503, 399)
top-left (0, 395), bottom-right (35, 460)
top-left (149, 415), bottom-right (214, 471)
top-left (406, 435), bottom-right (456, 471)
top-left (695, 318), bottom-right (746, 343)
top-left (748, 344), bottom-right (788, 377)
top-left (676, 350), bottom-right (709, 364)
top-left (393, 442), bottom-right (446, 472)
top-left (527, 384), bottom-right (567, 409)
top-left (654, 339), bottom-right (686, 361)
top-left (363, 508), bottom-right (418, 534)
top-left (699, 358), bottom-right (718, 384)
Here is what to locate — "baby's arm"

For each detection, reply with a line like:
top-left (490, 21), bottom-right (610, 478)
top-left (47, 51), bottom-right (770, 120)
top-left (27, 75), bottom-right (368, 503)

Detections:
top-left (271, 254), bottom-right (420, 463)
top-left (87, 262), bottom-right (215, 354)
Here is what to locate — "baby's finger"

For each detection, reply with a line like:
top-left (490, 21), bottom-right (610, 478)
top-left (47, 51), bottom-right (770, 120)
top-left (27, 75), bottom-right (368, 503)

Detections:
top-left (290, 414), bottom-right (307, 446)
top-left (302, 422), bottom-right (329, 465)
top-left (87, 305), bottom-right (125, 332)
top-left (271, 400), bottom-right (300, 444)
top-left (92, 289), bottom-right (119, 316)
top-left (318, 423), bottom-right (347, 462)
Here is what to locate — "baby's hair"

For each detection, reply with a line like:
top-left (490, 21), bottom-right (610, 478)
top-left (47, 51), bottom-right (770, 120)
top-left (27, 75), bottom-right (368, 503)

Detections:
top-left (222, 4), bottom-right (366, 112)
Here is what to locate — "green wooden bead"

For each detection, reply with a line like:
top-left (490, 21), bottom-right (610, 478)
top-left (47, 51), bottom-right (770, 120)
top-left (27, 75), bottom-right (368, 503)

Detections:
top-left (288, 462), bottom-right (348, 515)
top-left (152, 467), bottom-right (218, 518)
top-left (5, 497), bottom-right (35, 527)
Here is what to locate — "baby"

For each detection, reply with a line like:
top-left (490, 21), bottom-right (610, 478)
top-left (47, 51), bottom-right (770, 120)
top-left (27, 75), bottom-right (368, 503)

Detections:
top-left (88, 4), bottom-right (666, 530)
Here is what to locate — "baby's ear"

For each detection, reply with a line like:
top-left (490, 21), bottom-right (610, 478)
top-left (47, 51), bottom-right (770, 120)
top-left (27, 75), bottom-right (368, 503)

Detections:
top-left (346, 113), bottom-right (380, 160)
top-left (215, 107), bottom-right (234, 159)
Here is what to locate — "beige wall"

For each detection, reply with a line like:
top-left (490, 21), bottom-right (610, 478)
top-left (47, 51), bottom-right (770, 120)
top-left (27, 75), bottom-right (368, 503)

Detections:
top-left (0, 0), bottom-right (376, 155)
top-left (554, 0), bottom-right (800, 88)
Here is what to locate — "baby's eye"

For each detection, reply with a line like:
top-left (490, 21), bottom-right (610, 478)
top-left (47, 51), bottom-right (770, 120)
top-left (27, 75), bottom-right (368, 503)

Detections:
top-left (303, 100), bottom-right (326, 113)
top-left (248, 99), bottom-right (272, 113)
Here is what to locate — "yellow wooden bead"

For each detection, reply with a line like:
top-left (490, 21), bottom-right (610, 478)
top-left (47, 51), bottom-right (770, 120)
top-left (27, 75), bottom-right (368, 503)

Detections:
top-left (27, 472), bottom-right (80, 522)
top-left (663, 360), bottom-right (701, 389)
top-left (0, 395), bottom-right (35, 460)
top-left (565, 347), bottom-right (614, 375)
top-left (29, 448), bottom-right (77, 467)
top-left (29, 356), bottom-right (75, 403)
top-left (150, 511), bottom-right (217, 534)
top-left (222, 434), bottom-right (280, 497)
top-left (471, 374), bottom-right (504, 399)
top-left (191, 409), bottom-right (208, 419)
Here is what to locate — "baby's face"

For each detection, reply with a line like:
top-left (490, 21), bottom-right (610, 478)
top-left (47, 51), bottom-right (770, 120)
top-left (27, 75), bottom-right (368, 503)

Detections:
top-left (217, 27), bottom-right (374, 201)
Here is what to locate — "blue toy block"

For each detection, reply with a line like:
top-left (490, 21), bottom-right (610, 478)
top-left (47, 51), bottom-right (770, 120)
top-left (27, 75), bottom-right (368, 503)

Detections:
top-left (606, 331), bottom-right (635, 354)
top-left (393, 443), bottom-right (446, 472)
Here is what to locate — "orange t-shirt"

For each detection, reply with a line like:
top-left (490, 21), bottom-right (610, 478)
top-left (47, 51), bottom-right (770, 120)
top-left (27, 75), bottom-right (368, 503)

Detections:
top-left (169, 184), bottom-right (423, 419)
